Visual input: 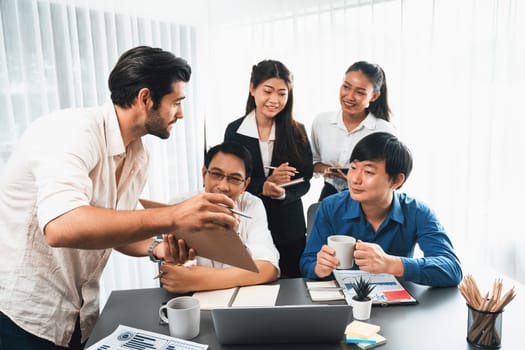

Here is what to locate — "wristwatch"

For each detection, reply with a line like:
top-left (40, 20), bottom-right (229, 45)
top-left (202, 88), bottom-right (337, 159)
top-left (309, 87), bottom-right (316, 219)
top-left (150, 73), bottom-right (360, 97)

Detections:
top-left (148, 237), bottom-right (163, 263)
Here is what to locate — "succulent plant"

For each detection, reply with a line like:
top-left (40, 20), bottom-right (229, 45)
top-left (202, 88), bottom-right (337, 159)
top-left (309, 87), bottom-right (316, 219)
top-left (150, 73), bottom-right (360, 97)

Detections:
top-left (351, 276), bottom-right (376, 301)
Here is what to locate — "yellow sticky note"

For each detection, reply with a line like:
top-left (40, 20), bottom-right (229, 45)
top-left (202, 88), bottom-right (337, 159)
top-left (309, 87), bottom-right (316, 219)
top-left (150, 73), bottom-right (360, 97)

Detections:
top-left (357, 333), bottom-right (387, 349)
top-left (345, 320), bottom-right (381, 339)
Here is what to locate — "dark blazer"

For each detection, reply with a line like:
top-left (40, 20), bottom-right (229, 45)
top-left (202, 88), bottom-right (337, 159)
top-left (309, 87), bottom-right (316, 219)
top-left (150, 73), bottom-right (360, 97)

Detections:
top-left (224, 116), bottom-right (314, 245)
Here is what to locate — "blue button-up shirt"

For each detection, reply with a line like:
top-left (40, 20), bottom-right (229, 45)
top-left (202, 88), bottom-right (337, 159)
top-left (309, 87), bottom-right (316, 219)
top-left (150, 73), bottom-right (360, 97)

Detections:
top-left (300, 191), bottom-right (462, 287)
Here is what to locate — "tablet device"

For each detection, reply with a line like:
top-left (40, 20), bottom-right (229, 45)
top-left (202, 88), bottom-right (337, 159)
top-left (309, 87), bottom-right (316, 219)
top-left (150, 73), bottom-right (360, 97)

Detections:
top-left (139, 198), bottom-right (258, 273)
top-left (329, 167), bottom-right (349, 175)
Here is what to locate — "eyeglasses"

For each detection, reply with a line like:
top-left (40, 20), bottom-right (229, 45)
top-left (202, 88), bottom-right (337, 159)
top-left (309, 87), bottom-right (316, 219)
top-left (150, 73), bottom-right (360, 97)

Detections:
top-left (206, 169), bottom-right (246, 185)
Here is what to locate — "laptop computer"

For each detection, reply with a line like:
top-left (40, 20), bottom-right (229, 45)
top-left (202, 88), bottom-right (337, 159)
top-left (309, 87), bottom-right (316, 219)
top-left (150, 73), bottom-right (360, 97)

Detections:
top-left (211, 304), bottom-right (352, 345)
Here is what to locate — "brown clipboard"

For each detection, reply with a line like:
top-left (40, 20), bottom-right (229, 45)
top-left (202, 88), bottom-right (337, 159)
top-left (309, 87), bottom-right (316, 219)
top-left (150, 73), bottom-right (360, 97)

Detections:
top-left (139, 198), bottom-right (259, 273)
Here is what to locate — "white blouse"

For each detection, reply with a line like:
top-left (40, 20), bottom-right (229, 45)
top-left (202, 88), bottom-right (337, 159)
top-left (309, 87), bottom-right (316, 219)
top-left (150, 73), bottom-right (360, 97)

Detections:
top-left (236, 110), bottom-right (276, 177)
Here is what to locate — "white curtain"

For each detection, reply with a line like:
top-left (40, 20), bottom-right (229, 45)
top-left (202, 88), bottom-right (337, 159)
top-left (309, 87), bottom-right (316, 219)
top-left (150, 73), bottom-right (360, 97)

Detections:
top-left (2, 0), bottom-right (524, 309)
top-left (205, 0), bottom-right (525, 283)
top-left (0, 0), bottom-right (204, 306)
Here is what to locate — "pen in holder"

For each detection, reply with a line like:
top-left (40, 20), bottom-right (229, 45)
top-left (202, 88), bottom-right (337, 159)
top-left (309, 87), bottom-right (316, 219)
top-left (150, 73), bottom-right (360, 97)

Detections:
top-left (466, 304), bottom-right (502, 348)
top-left (459, 275), bottom-right (516, 349)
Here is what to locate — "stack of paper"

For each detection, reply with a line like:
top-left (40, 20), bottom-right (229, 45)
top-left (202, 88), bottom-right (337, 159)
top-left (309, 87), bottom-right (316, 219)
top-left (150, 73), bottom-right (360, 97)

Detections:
top-left (345, 320), bottom-right (386, 349)
top-left (306, 280), bottom-right (345, 301)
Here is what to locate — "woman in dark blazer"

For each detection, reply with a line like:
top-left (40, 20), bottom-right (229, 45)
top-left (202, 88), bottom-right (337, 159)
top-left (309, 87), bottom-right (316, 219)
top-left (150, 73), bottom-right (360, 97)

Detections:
top-left (224, 60), bottom-right (313, 278)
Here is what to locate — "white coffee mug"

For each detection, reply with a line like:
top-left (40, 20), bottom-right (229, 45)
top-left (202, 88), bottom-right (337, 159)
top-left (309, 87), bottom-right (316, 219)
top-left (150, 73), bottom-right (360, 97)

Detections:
top-left (159, 296), bottom-right (200, 339)
top-left (327, 235), bottom-right (356, 269)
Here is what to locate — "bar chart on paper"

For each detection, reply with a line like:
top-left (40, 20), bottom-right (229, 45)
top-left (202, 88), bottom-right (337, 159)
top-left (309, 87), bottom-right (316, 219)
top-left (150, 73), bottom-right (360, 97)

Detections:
top-left (333, 270), bottom-right (417, 305)
top-left (86, 324), bottom-right (208, 350)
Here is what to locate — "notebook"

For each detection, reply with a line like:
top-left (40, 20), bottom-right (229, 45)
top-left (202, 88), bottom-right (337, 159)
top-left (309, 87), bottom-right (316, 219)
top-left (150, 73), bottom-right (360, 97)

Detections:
top-left (211, 304), bottom-right (352, 345)
top-left (193, 285), bottom-right (280, 309)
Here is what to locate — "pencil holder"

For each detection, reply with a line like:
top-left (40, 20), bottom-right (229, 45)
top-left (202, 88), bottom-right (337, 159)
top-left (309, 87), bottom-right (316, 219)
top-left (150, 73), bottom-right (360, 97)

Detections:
top-left (466, 304), bottom-right (503, 349)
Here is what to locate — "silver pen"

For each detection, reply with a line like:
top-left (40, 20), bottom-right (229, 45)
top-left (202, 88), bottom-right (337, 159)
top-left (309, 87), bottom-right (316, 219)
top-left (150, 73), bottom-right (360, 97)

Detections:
top-left (264, 166), bottom-right (299, 173)
top-left (218, 203), bottom-right (252, 219)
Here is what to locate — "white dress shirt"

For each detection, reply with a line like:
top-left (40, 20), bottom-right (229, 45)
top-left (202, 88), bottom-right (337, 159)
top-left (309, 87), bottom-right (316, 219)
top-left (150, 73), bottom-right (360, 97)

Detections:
top-left (0, 103), bottom-right (148, 346)
top-left (236, 110), bottom-right (285, 199)
top-left (310, 110), bottom-right (396, 191)
top-left (236, 110), bottom-right (275, 177)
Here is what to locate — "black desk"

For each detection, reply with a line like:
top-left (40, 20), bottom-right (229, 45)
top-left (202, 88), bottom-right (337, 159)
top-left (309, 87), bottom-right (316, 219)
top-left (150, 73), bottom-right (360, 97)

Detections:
top-left (86, 278), bottom-right (522, 349)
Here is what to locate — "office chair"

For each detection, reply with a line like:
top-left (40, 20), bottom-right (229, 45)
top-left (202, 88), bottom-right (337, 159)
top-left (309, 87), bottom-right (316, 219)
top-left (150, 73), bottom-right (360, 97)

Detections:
top-left (306, 202), bottom-right (320, 240)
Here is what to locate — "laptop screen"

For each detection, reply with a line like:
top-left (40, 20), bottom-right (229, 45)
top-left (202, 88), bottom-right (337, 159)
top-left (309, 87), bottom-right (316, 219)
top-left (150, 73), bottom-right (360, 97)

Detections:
top-left (211, 304), bottom-right (352, 345)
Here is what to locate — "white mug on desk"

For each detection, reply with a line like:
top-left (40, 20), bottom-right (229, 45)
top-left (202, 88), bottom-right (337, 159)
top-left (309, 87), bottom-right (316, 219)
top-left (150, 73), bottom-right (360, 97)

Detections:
top-left (327, 235), bottom-right (356, 269)
top-left (159, 296), bottom-right (200, 339)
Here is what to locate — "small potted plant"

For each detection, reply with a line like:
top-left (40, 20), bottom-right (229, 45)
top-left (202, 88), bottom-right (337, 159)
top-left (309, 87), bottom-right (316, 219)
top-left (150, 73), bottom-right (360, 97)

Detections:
top-left (351, 276), bottom-right (376, 320)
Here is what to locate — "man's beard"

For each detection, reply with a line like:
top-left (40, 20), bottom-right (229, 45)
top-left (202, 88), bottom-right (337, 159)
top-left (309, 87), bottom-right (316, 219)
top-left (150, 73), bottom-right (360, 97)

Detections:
top-left (145, 109), bottom-right (170, 139)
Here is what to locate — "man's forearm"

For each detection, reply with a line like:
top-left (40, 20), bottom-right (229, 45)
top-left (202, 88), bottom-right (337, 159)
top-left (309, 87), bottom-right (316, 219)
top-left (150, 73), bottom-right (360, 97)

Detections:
top-left (116, 238), bottom-right (154, 257)
top-left (44, 205), bottom-right (175, 249)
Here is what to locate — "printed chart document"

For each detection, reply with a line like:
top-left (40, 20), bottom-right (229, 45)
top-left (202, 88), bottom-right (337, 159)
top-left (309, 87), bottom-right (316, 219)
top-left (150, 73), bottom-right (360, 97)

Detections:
top-left (193, 285), bottom-right (280, 310)
top-left (333, 270), bottom-right (417, 305)
top-left (86, 324), bottom-right (208, 350)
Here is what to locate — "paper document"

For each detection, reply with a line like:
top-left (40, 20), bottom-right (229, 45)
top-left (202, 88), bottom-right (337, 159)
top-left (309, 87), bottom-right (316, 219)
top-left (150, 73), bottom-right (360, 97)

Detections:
top-left (86, 324), bottom-right (208, 350)
top-left (306, 280), bottom-right (345, 301)
top-left (333, 270), bottom-right (417, 305)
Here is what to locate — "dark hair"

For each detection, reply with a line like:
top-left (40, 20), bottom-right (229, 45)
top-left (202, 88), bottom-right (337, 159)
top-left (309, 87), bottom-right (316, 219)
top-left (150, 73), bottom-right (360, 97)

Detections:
top-left (346, 61), bottom-right (391, 121)
top-left (244, 59), bottom-right (308, 167)
top-left (350, 132), bottom-right (412, 186)
top-left (108, 46), bottom-right (191, 109)
top-left (205, 141), bottom-right (253, 178)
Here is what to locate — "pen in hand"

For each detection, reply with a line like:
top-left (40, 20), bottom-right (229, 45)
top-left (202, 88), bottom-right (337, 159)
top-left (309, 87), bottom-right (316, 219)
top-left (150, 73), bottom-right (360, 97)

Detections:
top-left (153, 271), bottom-right (165, 279)
top-left (217, 203), bottom-right (252, 219)
top-left (264, 166), bottom-right (299, 173)
top-left (153, 263), bottom-right (183, 279)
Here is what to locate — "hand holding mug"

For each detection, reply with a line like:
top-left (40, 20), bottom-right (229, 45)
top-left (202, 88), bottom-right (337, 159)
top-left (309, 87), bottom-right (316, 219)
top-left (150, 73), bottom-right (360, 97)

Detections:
top-left (314, 244), bottom-right (339, 278)
top-left (327, 235), bottom-right (356, 269)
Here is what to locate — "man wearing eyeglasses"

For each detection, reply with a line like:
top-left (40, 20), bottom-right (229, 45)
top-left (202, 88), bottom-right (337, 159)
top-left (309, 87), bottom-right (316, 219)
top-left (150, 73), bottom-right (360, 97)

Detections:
top-left (159, 141), bottom-right (280, 293)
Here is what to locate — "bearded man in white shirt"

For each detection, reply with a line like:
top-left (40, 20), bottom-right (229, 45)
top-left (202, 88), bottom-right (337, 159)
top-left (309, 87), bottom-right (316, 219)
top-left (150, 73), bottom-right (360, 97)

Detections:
top-left (0, 46), bottom-right (238, 349)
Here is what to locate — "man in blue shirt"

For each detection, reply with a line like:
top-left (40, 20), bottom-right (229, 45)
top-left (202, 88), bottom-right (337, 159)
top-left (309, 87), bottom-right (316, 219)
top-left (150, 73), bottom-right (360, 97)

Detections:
top-left (300, 132), bottom-right (462, 287)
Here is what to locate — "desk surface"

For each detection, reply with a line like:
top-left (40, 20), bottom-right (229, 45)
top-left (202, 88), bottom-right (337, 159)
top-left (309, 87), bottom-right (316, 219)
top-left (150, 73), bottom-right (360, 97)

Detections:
top-left (86, 278), bottom-right (522, 349)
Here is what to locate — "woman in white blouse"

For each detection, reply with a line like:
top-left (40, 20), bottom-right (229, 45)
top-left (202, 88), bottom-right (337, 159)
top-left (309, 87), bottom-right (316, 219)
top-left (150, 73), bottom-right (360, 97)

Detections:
top-left (311, 61), bottom-right (396, 201)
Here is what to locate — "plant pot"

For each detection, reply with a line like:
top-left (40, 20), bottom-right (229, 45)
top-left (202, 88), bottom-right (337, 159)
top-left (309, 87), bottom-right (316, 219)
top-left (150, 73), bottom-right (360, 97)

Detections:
top-left (352, 297), bottom-right (372, 320)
